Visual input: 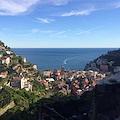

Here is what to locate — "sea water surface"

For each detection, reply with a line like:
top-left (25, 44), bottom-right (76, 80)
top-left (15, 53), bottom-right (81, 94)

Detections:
top-left (12, 48), bottom-right (118, 72)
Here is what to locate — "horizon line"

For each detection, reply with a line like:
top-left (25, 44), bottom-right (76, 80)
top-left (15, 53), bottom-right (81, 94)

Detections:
top-left (11, 47), bottom-right (119, 49)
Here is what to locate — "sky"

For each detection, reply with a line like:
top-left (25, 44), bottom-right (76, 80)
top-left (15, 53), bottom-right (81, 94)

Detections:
top-left (0, 0), bottom-right (120, 48)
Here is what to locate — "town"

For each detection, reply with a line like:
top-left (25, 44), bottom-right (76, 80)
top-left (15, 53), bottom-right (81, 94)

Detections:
top-left (0, 40), bottom-right (120, 99)
top-left (1, 41), bottom-right (120, 120)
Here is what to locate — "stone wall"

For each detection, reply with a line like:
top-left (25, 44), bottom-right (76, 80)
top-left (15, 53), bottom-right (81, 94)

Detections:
top-left (0, 101), bottom-right (15, 116)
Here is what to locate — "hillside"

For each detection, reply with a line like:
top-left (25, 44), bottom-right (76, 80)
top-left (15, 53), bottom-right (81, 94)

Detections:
top-left (84, 49), bottom-right (120, 120)
top-left (1, 40), bottom-right (119, 120)
top-left (100, 49), bottom-right (120, 66)
top-left (0, 40), bottom-right (51, 119)
top-left (85, 48), bottom-right (120, 74)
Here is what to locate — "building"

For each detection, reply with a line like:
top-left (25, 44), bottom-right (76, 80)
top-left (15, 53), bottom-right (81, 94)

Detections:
top-left (33, 65), bottom-right (37, 70)
top-left (43, 70), bottom-right (53, 78)
top-left (46, 78), bottom-right (55, 82)
top-left (6, 51), bottom-right (11, 55)
top-left (100, 64), bottom-right (109, 72)
top-left (61, 65), bottom-right (64, 79)
top-left (114, 66), bottom-right (120, 73)
top-left (22, 57), bottom-right (26, 63)
top-left (40, 80), bottom-right (49, 90)
top-left (54, 69), bottom-right (61, 80)
top-left (0, 56), bottom-right (10, 65)
top-left (10, 77), bottom-right (25, 89)
top-left (24, 82), bottom-right (32, 92)
top-left (10, 77), bottom-right (32, 91)
top-left (0, 72), bottom-right (7, 78)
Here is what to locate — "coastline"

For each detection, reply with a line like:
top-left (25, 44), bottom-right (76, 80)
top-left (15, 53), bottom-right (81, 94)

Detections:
top-left (11, 48), bottom-right (118, 72)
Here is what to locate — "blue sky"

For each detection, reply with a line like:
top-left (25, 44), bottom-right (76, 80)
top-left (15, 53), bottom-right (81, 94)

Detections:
top-left (0, 0), bottom-right (120, 48)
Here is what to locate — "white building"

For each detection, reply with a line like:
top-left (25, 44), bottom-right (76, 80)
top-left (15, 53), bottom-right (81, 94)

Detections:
top-left (6, 51), bottom-right (11, 54)
top-left (22, 57), bottom-right (26, 63)
top-left (33, 65), bottom-right (37, 70)
top-left (46, 78), bottom-right (55, 82)
top-left (10, 77), bottom-right (32, 91)
top-left (1, 56), bottom-right (10, 65)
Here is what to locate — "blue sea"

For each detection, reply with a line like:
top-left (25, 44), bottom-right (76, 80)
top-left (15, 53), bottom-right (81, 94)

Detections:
top-left (11, 48), bottom-right (118, 72)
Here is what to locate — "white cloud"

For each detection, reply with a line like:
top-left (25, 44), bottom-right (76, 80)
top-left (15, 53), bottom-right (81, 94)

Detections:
top-left (54, 31), bottom-right (66, 35)
top-left (39, 30), bottom-right (55, 33)
top-left (76, 26), bottom-right (102, 35)
top-left (38, 0), bottom-right (70, 6)
top-left (0, 0), bottom-right (39, 15)
top-left (114, 2), bottom-right (120, 8)
top-left (60, 8), bottom-right (96, 17)
top-left (31, 29), bottom-right (40, 34)
top-left (1, 28), bottom-right (8, 31)
top-left (50, 31), bottom-right (67, 38)
top-left (0, 0), bottom-right (71, 16)
top-left (49, 0), bottom-right (69, 6)
top-left (15, 29), bottom-right (55, 37)
top-left (31, 29), bottom-right (54, 34)
top-left (36, 18), bottom-right (55, 23)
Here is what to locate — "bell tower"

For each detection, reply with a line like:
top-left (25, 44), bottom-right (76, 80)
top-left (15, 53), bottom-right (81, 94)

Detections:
top-left (61, 65), bottom-right (64, 79)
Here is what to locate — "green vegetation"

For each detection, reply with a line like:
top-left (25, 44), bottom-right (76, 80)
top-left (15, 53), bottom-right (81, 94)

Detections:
top-left (0, 41), bottom-right (5, 47)
top-left (40, 72), bottom-right (44, 80)
top-left (101, 49), bottom-right (120, 66)
top-left (0, 40), bottom-right (48, 119)
top-left (83, 91), bottom-right (95, 102)
top-left (0, 86), bottom-right (43, 119)
top-left (0, 83), bottom-right (47, 110)
top-left (0, 91), bottom-right (77, 120)
top-left (0, 77), bottom-right (9, 86)
top-left (0, 87), bottom-right (15, 109)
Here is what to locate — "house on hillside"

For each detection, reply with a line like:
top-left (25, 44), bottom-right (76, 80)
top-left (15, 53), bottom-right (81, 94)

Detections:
top-left (33, 65), bottom-right (37, 70)
top-left (22, 57), bottom-right (26, 63)
top-left (100, 64), bottom-right (109, 72)
top-left (0, 56), bottom-right (10, 65)
top-left (54, 69), bottom-right (61, 80)
top-left (6, 51), bottom-right (11, 55)
top-left (40, 80), bottom-right (49, 90)
top-left (10, 77), bottom-right (32, 91)
top-left (114, 66), bottom-right (120, 73)
top-left (46, 78), bottom-right (55, 82)
top-left (43, 70), bottom-right (53, 78)
top-left (0, 72), bottom-right (7, 78)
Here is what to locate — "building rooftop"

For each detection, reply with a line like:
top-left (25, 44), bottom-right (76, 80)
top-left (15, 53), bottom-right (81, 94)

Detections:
top-left (0, 51), bottom-right (6, 55)
top-left (40, 80), bottom-right (46, 84)
top-left (13, 77), bottom-right (23, 81)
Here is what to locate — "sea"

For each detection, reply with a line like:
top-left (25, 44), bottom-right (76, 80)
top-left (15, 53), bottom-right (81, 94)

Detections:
top-left (11, 48), bottom-right (118, 72)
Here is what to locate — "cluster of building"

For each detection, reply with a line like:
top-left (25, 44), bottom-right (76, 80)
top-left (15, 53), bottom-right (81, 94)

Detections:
top-left (1, 43), bottom-right (119, 97)
top-left (43, 65), bottom-right (107, 97)
top-left (85, 57), bottom-right (120, 75)
top-left (0, 47), bottom-right (34, 91)
top-left (0, 51), bottom-right (10, 65)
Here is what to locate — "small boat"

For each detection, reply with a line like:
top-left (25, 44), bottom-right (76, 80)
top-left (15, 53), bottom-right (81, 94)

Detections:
top-left (64, 62), bottom-right (67, 64)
